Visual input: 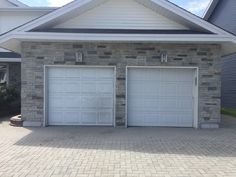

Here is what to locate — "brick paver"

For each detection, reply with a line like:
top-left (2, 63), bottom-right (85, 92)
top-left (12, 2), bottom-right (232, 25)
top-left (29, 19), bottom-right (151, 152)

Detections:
top-left (0, 120), bottom-right (236, 177)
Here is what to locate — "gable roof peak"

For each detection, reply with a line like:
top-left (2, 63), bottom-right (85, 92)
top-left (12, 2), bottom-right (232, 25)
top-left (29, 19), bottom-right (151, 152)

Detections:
top-left (8, 0), bottom-right (229, 36)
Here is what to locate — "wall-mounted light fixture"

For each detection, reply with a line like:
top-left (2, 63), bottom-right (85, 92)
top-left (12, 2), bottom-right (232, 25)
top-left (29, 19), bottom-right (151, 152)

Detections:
top-left (160, 52), bottom-right (168, 63)
top-left (76, 52), bottom-right (83, 62)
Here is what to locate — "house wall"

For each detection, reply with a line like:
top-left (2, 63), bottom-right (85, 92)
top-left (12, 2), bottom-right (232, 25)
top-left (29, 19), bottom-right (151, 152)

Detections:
top-left (208, 0), bottom-right (236, 35)
top-left (0, 11), bottom-right (51, 34)
top-left (207, 0), bottom-right (236, 109)
top-left (221, 54), bottom-right (236, 109)
top-left (55, 0), bottom-right (188, 30)
top-left (21, 42), bottom-right (221, 127)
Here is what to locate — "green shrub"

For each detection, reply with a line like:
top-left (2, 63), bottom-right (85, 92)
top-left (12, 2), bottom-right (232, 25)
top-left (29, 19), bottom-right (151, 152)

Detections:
top-left (0, 85), bottom-right (20, 106)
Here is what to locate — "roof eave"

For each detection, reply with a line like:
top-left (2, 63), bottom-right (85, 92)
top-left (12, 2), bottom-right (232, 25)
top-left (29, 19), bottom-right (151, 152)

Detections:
top-left (203, 0), bottom-right (220, 20)
top-left (1, 32), bottom-right (236, 56)
top-left (7, 0), bottom-right (28, 7)
top-left (0, 7), bottom-right (57, 12)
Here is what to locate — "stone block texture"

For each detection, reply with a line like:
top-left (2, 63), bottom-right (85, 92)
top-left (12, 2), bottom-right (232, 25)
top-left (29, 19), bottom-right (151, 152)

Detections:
top-left (21, 42), bottom-right (221, 127)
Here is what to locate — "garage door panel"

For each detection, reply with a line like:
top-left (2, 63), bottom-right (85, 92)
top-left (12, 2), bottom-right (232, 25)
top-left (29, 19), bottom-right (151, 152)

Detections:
top-left (81, 82), bottom-right (97, 93)
top-left (129, 82), bottom-right (193, 97)
top-left (97, 82), bottom-right (114, 93)
top-left (49, 111), bottom-right (82, 125)
top-left (128, 68), bottom-right (195, 127)
top-left (64, 69), bottom-right (81, 78)
top-left (96, 68), bottom-right (114, 78)
top-left (128, 111), bottom-right (193, 127)
top-left (48, 68), bottom-right (66, 77)
top-left (47, 67), bottom-right (114, 126)
top-left (81, 96), bottom-right (98, 108)
top-left (63, 112), bottom-right (81, 124)
top-left (129, 96), bottom-right (193, 109)
top-left (49, 95), bottom-right (82, 108)
top-left (98, 112), bottom-right (113, 124)
top-left (49, 83), bottom-right (83, 93)
top-left (129, 81), bottom-right (160, 94)
top-left (98, 97), bottom-right (114, 108)
top-left (81, 112), bottom-right (97, 124)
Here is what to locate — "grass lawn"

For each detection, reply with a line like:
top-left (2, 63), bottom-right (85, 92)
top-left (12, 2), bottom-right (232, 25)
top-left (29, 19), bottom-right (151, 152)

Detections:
top-left (221, 108), bottom-right (236, 118)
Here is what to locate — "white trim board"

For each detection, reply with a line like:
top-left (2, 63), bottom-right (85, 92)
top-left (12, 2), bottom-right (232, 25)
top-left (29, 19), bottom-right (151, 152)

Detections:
top-left (0, 58), bottom-right (21, 62)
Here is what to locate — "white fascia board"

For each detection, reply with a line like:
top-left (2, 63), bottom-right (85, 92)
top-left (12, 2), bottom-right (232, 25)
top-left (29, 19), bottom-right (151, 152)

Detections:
top-left (0, 7), bottom-right (56, 12)
top-left (10, 32), bottom-right (236, 43)
top-left (0, 58), bottom-right (21, 62)
top-left (1, 32), bottom-right (236, 56)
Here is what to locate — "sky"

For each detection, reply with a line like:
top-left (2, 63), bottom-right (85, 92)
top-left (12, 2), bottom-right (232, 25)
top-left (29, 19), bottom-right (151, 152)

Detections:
top-left (19, 0), bottom-right (211, 17)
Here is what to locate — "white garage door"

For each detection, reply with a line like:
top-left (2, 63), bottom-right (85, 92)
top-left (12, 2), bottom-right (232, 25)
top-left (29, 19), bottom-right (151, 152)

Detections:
top-left (127, 68), bottom-right (195, 127)
top-left (47, 67), bottom-right (115, 126)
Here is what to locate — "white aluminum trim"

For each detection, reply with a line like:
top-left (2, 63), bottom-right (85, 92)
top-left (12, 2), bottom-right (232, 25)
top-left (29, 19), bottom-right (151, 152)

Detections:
top-left (0, 58), bottom-right (21, 62)
top-left (194, 68), bottom-right (199, 128)
top-left (125, 67), bottom-right (128, 128)
top-left (126, 66), bottom-right (199, 128)
top-left (113, 67), bottom-right (117, 128)
top-left (6, 32), bottom-right (235, 43)
top-left (0, 7), bottom-right (56, 12)
top-left (44, 65), bottom-right (116, 127)
top-left (43, 65), bottom-right (47, 127)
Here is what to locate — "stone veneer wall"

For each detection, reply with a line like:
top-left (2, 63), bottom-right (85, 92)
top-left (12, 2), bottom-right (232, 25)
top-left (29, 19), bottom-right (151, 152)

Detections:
top-left (21, 42), bottom-right (221, 127)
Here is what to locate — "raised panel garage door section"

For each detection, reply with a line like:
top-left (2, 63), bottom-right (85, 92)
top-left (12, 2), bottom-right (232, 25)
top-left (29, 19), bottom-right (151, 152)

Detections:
top-left (127, 68), bottom-right (195, 127)
top-left (47, 67), bottom-right (115, 126)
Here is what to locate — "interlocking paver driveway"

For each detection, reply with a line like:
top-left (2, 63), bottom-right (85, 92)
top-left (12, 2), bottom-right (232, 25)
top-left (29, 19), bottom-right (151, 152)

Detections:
top-left (0, 120), bottom-right (236, 177)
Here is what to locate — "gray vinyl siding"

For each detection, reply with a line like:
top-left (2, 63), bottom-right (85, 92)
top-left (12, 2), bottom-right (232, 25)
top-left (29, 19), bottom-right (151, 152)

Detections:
top-left (208, 0), bottom-right (236, 108)
top-left (221, 54), bottom-right (236, 109)
top-left (208, 0), bottom-right (236, 35)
